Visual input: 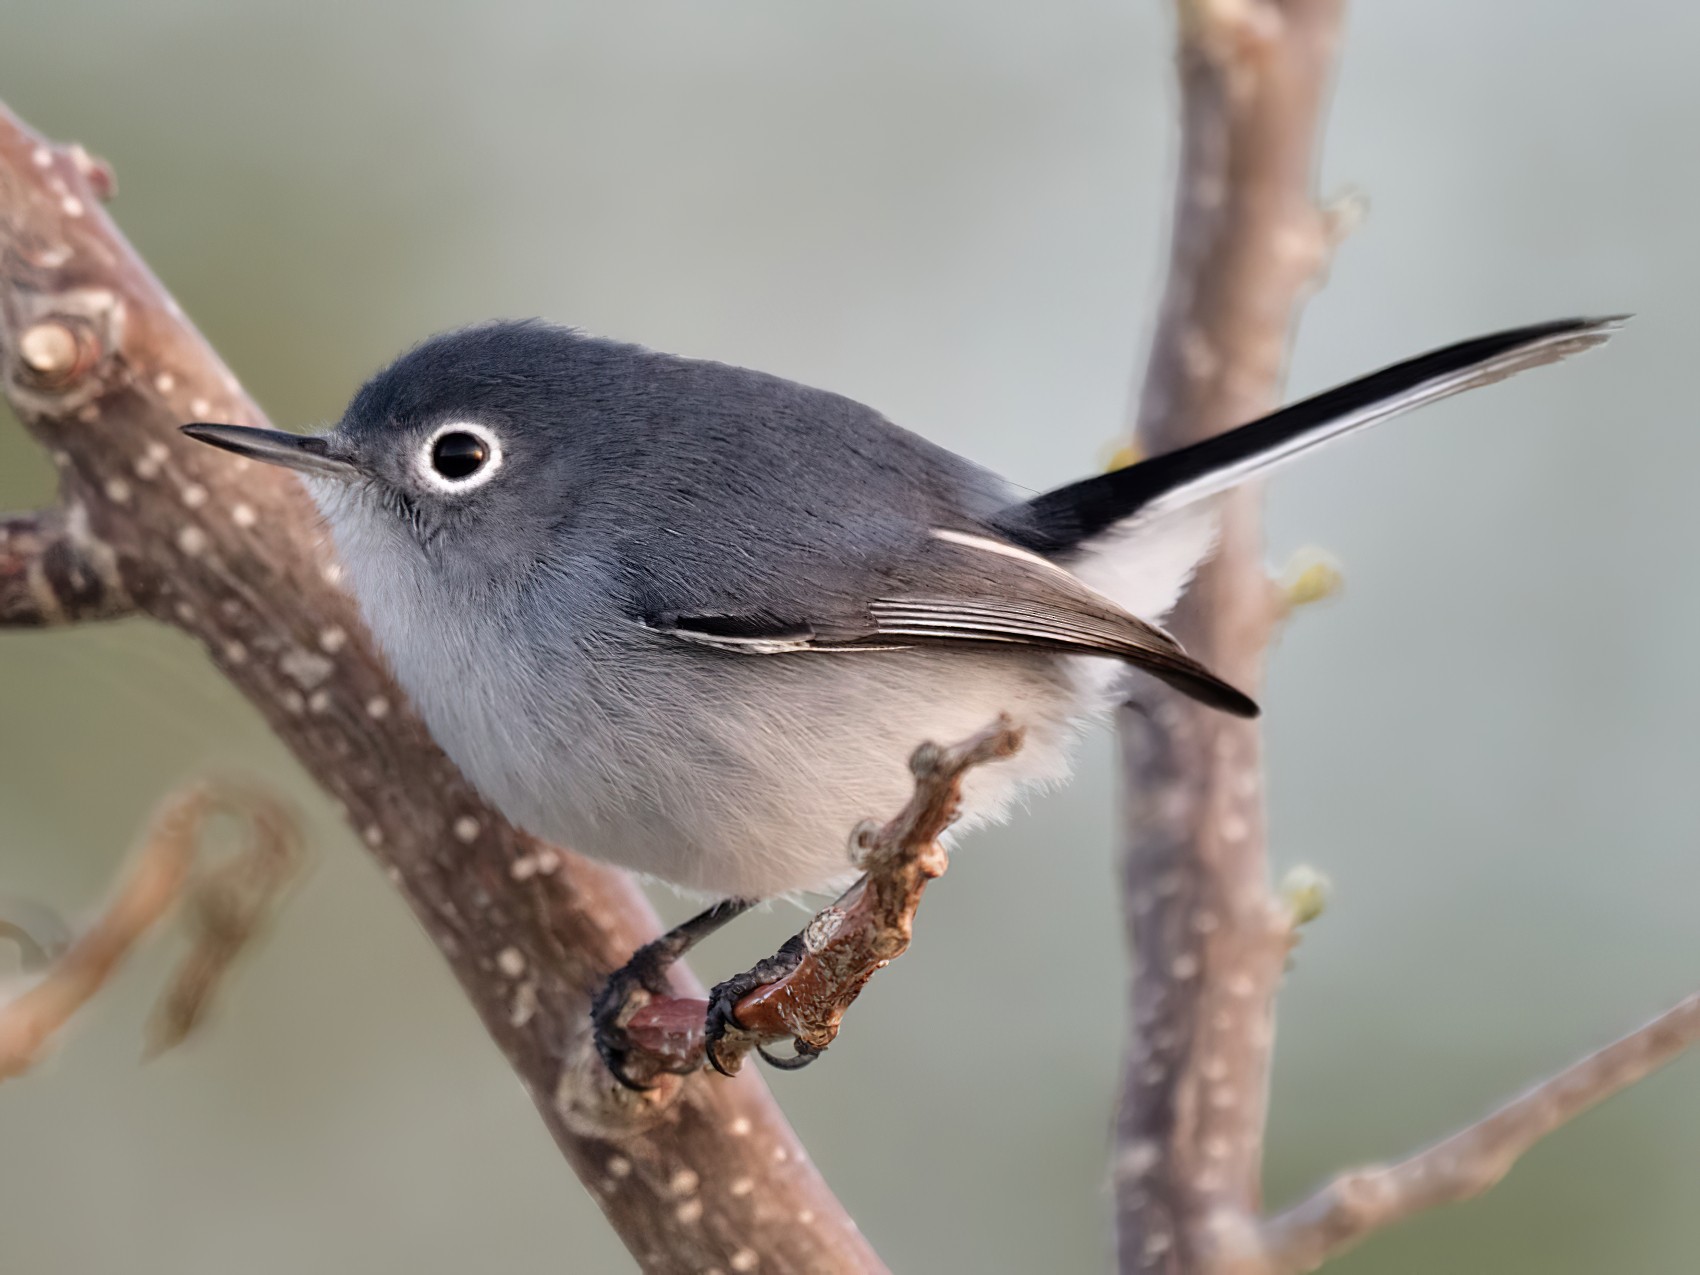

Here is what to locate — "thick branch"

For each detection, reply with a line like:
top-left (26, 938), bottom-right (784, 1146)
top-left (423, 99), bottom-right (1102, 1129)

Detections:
top-left (0, 101), bottom-right (883, 1274)
top-left (0, 507), bottom-right (132, 625)
top-left (1116, 1), bottom-right (1347, 1271)
top-left (1259, 993), bottom-right (1700, 1273)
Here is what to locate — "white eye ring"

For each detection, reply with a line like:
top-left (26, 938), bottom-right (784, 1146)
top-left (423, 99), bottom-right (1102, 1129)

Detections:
top-left (417, 420), bottom-right (504, 494)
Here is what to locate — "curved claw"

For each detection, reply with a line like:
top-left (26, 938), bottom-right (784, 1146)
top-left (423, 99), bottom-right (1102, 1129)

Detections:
top-left (758, 1040), bottom-right (825, 1071)
top-left (703, 931), bottom-right (810, 1077)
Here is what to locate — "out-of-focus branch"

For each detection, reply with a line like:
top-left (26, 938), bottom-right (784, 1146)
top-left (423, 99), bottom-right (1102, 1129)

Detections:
top-left (0, 101), bottom-right (885, 1274)
top-left (0, 507), bottom-right (132, 625)
top-left (1119, 5), bottom-right (1700, 1274)
top-left (1115, 0), bottom-right (1348, 1269)
top-left (146, 783), bottom-right (305, 1054)
top-left (1259, 992), bottom-right (1700, 1273)
top-left (0, 782), bottom-right (301, 1079)
top-left (618, 718), bottom-right (1024, 1077)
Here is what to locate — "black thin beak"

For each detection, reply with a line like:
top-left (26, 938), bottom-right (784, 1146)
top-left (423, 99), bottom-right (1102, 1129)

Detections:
top-left (180, 423), bottom-right (361, 481)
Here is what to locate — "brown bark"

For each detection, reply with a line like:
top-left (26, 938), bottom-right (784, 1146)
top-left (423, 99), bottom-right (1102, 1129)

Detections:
top-left (1114, 2), bottom-right (1347, 1268)
top-left (0, 100), bottom-right (882, 1275)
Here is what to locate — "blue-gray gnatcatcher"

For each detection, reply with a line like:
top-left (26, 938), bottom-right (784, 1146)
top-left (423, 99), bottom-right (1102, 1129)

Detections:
top-left (183, 315), bottom-right (1616, 1079)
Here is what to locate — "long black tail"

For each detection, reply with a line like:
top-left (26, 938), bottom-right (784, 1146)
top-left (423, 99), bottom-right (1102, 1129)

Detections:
top-left (998, 316), bottom-right (1623, 556)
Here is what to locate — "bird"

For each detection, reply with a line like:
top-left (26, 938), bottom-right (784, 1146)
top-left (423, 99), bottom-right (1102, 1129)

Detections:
top-left (183, 314), bottom-right (1618, 1081)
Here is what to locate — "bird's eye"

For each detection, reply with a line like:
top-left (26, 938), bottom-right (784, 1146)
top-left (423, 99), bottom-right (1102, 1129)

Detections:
top-left (431, 431), bottom-right (489, 480)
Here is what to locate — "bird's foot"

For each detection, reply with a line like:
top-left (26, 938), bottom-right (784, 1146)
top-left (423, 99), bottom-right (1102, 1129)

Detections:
top-left (591, 897), bottom-right (755, 1091)
top-left (703, 932), bottom-right (822, 1076)
top-left (590, 941), bottom-right (692, 1092)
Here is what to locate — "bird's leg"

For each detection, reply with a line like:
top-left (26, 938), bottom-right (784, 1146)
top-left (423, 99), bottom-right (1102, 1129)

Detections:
top-left (591, 897), bottom-right (755, 1091)
top-left (704, 929), bottom-right (817, 1076)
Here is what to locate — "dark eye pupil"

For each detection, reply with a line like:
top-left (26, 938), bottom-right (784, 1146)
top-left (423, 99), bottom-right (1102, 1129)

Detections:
top-left (431, 431), bottom-right (488, 480)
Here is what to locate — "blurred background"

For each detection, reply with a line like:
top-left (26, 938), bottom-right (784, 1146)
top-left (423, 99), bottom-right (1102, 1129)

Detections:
top-left (2, 2), bottom-right (1696, 1271)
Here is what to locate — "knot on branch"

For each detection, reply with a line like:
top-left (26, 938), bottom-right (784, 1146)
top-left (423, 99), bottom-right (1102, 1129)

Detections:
top-left (16, 316), bottom-right (99, 390)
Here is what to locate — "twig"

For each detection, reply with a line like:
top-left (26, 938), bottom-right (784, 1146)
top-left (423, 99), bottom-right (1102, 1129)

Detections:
top-left (0, 100), bottom-right (885, 1274)
top-left (146, 783), bottom-right (305, 1055)
top-left (0, 508), bottom-right (132, 626)
top-left (621, 718), bottom-right (1025, 1075)
top-left (1258, 993), bottom-right (1700, 1273)
top-left (0, 782), bottom-right (301, 1078)
top-left (1115, 0), bottom-right (1348, 1269)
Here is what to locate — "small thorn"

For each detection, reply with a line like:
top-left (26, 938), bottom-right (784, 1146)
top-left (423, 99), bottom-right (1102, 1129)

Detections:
top-left (1322, 186), bottom-right (1369, 247)
top-left (1103, 440), bottom-right (1144, 473)
top-left (1277, 547), bottom-right (1344, 613)
top-left (1278, 864), bottom-right (1332, 927)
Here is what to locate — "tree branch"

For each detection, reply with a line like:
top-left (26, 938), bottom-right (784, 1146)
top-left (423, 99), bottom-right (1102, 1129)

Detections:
top-left (0, 100), bottom-right (884, 1274)
top-left (1115, 1), bottom-right (1347, 1269)
top-left (1119, 6), bottom-right (1700, 1275)
top-left (1259, 992), bottom-right (1700, 1273)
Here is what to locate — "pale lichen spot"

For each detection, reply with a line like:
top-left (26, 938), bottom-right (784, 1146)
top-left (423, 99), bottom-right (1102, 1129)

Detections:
top-left (181, 483), bottom-right (208, 509)
top-left (318, 625), bottom-right (347, 654)
top-left (155, 371), bottom-right (176, 395)
top-left (322, 560), bottom-right (346, 586)
top-left (729, 1250), bottom-right (758, 1272)
top-left (1204, 1135), bottom-right (1232, 1161)
top-left (280, 647), bottom-right (334, 689)
top-left (674, 1198), bottom-right (703, 1225)
top-left (727, 1115), bottom-right (752, 1138)
top-left (363, 823), bottom-right (384, 847)
top-left (1226, 973), bottom-right (1256, 999)
top-left (496, 947), bottom-right (526, 978)
top-left (728, 1176), bottom-right (755, 1198)
top-left (796, 1209), bottom-right (815, 1226)
top-left (1171, 953), bottom-right (1200, 980)
top-left (104, 478), bottom-right (131, 504)
top-left (280, 689), bottom-right (306, 715)
top-left (509, 981), bottom-right (538, 1027)
top-left (365, 695), bottom-right (391, 720)
top-left (173, 601), bottom-right (196, 624)
top-left (232, 503), bottom-right (258, 529)
top-left (76, 403), bottom-right (101, 424)
top-left (176, 525), bottom-right (208, 556)
top-left (509, 855), bottom-right (538, 881)
top-left (1221, 812), bottom-right (1250, 843)
top-left (307, 689), bottom-right (332, 714)
top-left (61, 195), bottom-right (84, 218)
top-left (32, 145), bottom-right (53, 169)
top-left (190, 397), bottom-right (212, 417)
top-left (453, 816), bottom-right (481, 844)
top-left (1179, 328), bottom-right (1219, 382)
top-left (1142, 1230), bottom-right (1171, 1260)
top-left (771, 1146), bottom-right (790, 1164)
top-left (223, 640), bottom-right (248, 666)
top-left (669, 1167), bottom-right (700, 1196)
top-left (606, 1155), bottom-right (632, 1179)
top-left (1118, 1139), bottom-right (1161, 1180)
top-left (135, 442), bottom-right (170, 481)
top-left (534, 849), bottom-right (560, 874)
